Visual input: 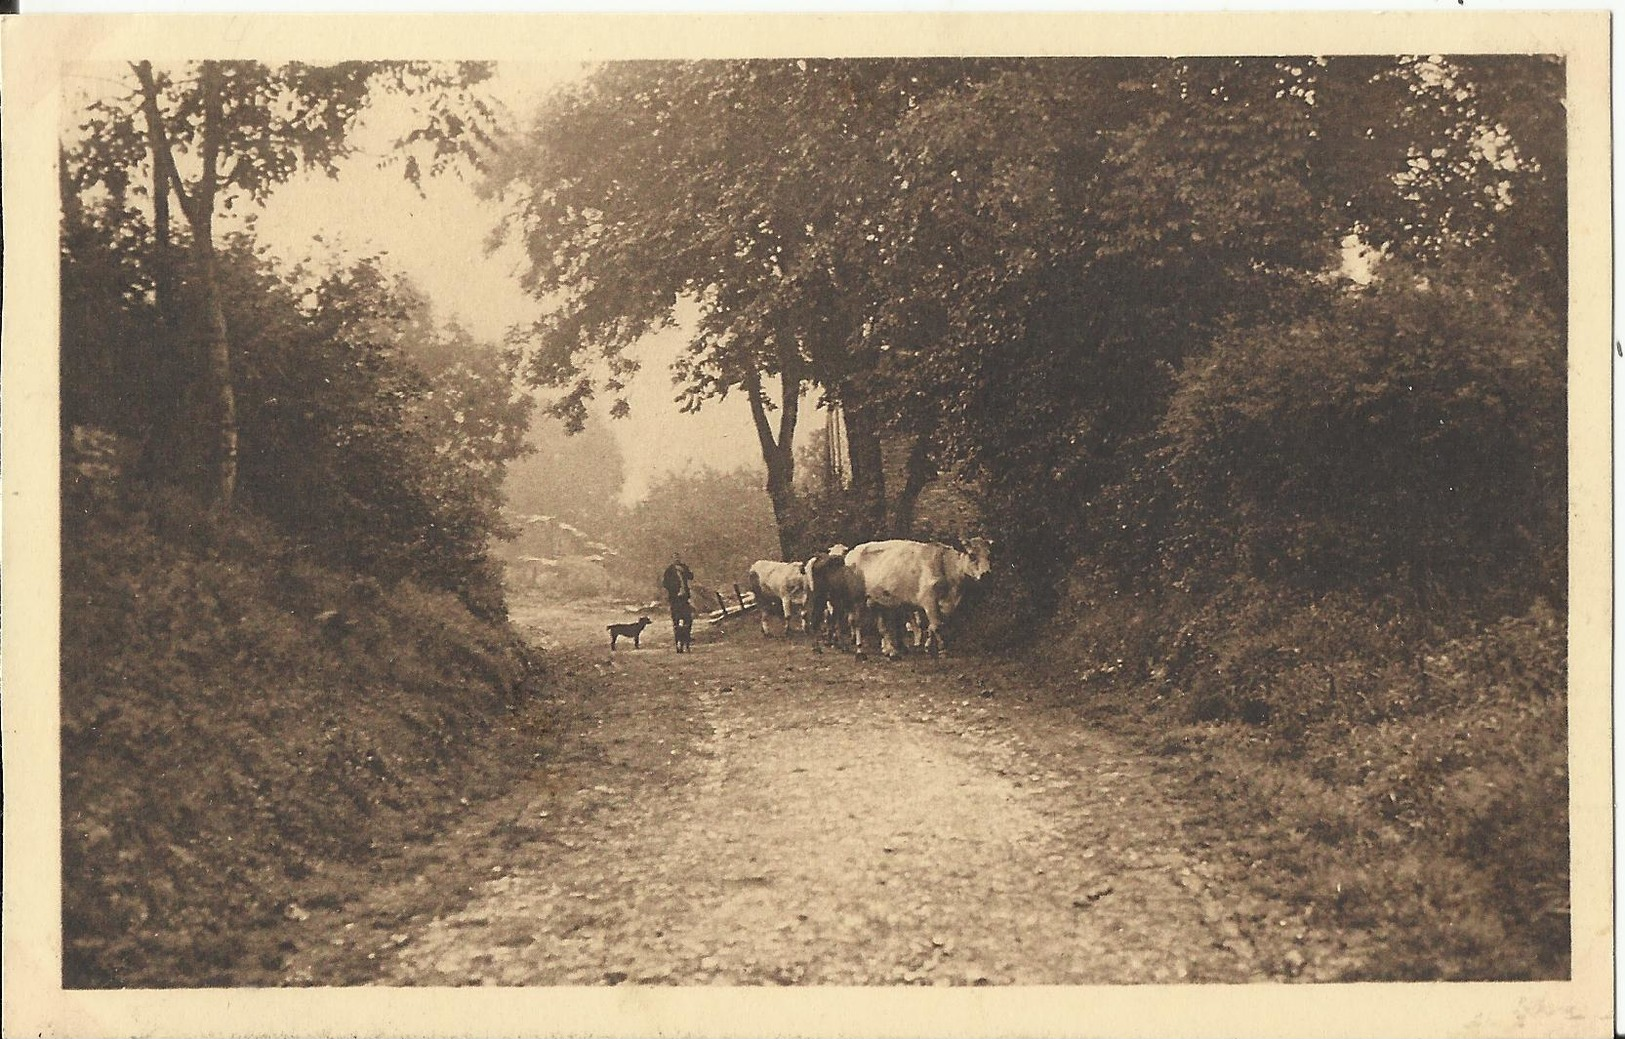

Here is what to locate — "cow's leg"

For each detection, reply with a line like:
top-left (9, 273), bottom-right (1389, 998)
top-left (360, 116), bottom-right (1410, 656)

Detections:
top-left (882, 607), bottom-right (907, 660)
top-left (819, 603), bottom-right (840, 650)
top-left (828, 604), bottom-right (848, 650)
top-left (830, 601), bottom-right (857, 653)
top-left (873, 608), bottom-right (892, 658)
top-left (923, 601), bottom-right (946, 657)
top-left (865, 605), bottom-right (900, 660)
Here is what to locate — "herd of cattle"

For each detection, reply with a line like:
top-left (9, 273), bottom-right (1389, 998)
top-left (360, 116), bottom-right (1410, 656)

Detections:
top-left (747, 537), bottom-right (995, 659)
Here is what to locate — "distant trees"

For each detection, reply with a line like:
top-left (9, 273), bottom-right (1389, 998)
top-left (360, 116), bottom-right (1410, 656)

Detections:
top-left (503, 410), bottom-right (629, 537)
top-left (609, 467), bottom-right (781, 598)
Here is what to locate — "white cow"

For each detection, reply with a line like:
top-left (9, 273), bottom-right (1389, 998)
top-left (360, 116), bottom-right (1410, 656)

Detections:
top-left (747, 560), bottom-right (811, 636)
top-left (841, 538), bottom-right (994, 659)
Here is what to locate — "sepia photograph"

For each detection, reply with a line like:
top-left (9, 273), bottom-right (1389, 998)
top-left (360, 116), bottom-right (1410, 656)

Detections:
top-left (1, 8), bottom-right (1613, 1038)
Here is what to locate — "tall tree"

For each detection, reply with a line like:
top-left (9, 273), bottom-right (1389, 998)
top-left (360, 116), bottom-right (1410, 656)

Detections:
top-left (490, 60), bottom-right (996, 555)
top-left (71, 59), bottom-right (499, 505)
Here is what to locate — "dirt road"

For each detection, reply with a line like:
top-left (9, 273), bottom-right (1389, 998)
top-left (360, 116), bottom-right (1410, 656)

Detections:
top-left (283, 598), bottom-right (1344, 986)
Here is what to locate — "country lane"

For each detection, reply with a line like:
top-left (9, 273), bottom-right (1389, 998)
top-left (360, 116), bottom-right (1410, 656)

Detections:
top-left (282, 599), bottom-right (1341, 986)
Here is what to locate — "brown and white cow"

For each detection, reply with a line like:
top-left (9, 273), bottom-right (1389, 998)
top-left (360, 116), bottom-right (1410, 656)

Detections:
top-left (841, 538), bottom-right (994, 659)
top-left (747, 559), bottom-right (811, 636)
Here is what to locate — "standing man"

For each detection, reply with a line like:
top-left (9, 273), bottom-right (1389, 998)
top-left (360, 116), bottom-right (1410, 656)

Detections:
top-left (661, 556), bottom-right (695, 652)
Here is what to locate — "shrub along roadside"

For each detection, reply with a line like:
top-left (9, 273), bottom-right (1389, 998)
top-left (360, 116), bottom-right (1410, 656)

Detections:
top-left (60, 467), bottom-right (547, 987)
top-left (1022, 576), bottom-right (1568, 981)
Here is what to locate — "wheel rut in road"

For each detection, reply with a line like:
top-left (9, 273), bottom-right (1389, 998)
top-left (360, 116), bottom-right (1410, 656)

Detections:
top-left (285, 606), bottom-right (1326, 986)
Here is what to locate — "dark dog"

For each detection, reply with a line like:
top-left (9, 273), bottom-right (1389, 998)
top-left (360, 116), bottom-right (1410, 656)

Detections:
top-left (608, 616), bottom-right (653, 650)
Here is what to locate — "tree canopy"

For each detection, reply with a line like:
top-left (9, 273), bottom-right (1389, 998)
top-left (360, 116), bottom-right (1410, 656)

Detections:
top-left (495, 56), bottom-right (1564, 594)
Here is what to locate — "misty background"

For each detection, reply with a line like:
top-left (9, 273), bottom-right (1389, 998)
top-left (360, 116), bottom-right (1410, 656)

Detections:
top-left (244, 62), bottom-right (803, 506)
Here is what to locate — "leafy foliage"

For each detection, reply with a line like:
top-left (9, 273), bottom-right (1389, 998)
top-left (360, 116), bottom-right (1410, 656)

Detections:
top-left (232, 252), bottom-right (533, 615)
top-left (72, 60), bottom-right (499, 206)
top-left (67, 58), bottom-right (500, 503)
top-left (1159, 261), bottom-right (1564, 604)
top-left (496, 53), bottom-right (1564, 599)
top-left (60, 187), bottom-right (164, 442)
top-left (1310, 56), bottom-right (1567, 314)
top-left (63, 190), bottom-right (531, 615)
top-left (491, 60), bottom-right (1015, 551)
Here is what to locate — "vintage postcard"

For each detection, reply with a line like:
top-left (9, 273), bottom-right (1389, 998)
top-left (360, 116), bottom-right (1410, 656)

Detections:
top-left (2, 8), bottom-right (1612, 1038)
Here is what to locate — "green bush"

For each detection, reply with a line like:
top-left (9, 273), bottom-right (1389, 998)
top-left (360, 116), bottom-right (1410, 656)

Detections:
top-left (1160, 262), bottom-right (1564, 606)
top-left (1043, 563), bottom-right (1568, 979)
top-left (62, 200), bottom-right (531, 619)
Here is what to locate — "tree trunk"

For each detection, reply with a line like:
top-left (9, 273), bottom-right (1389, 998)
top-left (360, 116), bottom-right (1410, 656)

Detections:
top-left (188, 61), bottom-right (238, 506)
top-left (891, 433), bottom-right (935, 538)
top-left (132, 60), bottom-right (200, 484)
top-left (131, 59), bottom-right (237, 503)
top-left (134, 63), bottom-right (180, 330)
top-left (763, 450), bottom-right (802, 561)
top-left (743, 364), bottom-right (802, 560)
top-left (841, 394), bottom-right (886, 541)
top-left (192, 237), bottom-right (239, 506)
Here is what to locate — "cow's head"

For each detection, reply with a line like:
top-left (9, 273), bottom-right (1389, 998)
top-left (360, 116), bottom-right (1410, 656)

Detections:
top-left (963, 537), bottom-right (994, 579)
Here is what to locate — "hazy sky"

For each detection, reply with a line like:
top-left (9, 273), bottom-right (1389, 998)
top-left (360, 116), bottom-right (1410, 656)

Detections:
top-left (236, 61), bottom-right (796, 503)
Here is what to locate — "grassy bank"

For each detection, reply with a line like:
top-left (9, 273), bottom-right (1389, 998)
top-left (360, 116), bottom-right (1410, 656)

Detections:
top-left (1012, 575), bottom-right (1568, 981)
top-left (60, 471), bottom-right (549, 987)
